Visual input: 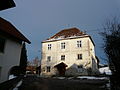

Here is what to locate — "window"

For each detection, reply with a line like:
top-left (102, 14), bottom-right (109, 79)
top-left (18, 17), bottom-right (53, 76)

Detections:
top-left (77, 41), bottom-right (82, 48)
top-left (48, 44), bottom-right (51, 50)
top-left (0, 37), bottom-right (6, 53)
top-left (61, 55), bottom-right (65, 60)
top-left (78, 54), bottom-right (82, 60)
top-left (46, 66), bottom-right (51, 72)
top-left (78, 65), bottom-right (83, 72)
top-left (61, 42), bottom-right (65, 49)
top-left (78, 65), bottom-right (83, 68)
top-left (47, 56), bottom-right (51, 62)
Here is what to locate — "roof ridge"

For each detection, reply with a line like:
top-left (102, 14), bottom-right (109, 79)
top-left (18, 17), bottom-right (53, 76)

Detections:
top-left (46, 27), bottom-right (86, 40)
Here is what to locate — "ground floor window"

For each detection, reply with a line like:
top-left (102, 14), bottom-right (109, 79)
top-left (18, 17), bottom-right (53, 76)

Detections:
top-left (46, 66), bottom-right (51, 72)
top-left (78, 65), bottom-right (83, 72)
top-left (78, 65), bottom-right (83, 68)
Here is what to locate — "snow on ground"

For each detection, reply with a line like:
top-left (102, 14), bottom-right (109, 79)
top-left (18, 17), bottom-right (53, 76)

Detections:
top-left (99, 67), bottom-right (112, 75)
top-left (53, 76), bottom-right (109, 80)
top-left (8, 75), bottom-right (16, 80)
top-left (53, 77), bottom-right (66, 79)
top-left (13, 80), bottom-right (23, 90)
top-left (76, 76), bottom-right (108, 80)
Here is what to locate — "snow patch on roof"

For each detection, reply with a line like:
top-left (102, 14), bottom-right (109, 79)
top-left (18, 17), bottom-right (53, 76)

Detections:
top-left (43, 27), bottom-right (87, 42)
top-left (44, 34), bottom-right (89, 42)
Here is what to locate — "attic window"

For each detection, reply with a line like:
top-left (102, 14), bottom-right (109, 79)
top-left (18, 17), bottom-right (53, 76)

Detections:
top-left (0, 37), bottom-right (6, 53)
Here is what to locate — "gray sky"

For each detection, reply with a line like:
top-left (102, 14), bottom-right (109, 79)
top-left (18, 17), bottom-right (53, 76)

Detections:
top-left (1, 0), bottom-right (120, 64)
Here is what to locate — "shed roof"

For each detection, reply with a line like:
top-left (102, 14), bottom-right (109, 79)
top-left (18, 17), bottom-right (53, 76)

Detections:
top-left (0, 17), bottom-right (31, 44)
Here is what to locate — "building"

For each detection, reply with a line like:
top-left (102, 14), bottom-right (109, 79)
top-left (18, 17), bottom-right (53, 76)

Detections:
top-left (0, 17), bottom-right (30, 83)
top-left (41, 27), bottom-right (99, 77)
top-left (0, 0), bottom-right (16, 11)
top-left (26, 57), bottom-right (41, 74)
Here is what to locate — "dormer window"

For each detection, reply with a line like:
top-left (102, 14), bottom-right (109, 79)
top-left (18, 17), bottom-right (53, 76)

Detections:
top-left (77, 41), bottom-right (82, 48)
top-left (61, 42), bottom-right (65, 49)
top-left (48, 44), bottom-right (51, 50)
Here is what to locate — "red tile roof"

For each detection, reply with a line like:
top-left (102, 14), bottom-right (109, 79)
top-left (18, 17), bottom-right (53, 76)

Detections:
top-left (44, 27), bottom-right (95, 46)
top-left (47, 27), bottom-right (86, 40)
top-left (0, 17), bottom-right (31, 44)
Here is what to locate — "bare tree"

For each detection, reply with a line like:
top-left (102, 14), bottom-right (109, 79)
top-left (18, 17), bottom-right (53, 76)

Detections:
top-left (101, 17), bottom-right (120, 90)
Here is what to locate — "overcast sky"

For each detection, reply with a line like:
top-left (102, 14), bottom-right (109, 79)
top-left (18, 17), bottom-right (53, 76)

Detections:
top-left (1, 0), bottom-right (120, 64)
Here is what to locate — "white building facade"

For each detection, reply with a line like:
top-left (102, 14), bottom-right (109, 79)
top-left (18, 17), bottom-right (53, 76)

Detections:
top-left (41, 28), bottom-right (99, 76)
top-left (0, 17), bottom-right (30, 83)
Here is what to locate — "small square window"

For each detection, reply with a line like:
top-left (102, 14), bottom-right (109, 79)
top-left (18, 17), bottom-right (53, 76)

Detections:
top-left (78, 54), bottom-right (82, 60)
top-left (0, 37), bottom-right (6, 53)
top-left (61, 55), bottom-right (65, 60)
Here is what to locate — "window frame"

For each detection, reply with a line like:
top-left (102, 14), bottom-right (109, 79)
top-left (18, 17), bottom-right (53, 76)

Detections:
top-left (61, 42), bottom-right (65, 49)
top-left (77, 54), bottom-right (82, 60)
top-left (48, 44), bottom-right (51, 50)
top-left (47, 56), bottom-right (51, 62)
top-left (78, 65), bottom-right (83, 68)
top-left (61, 55), bottom-right (65, 60)
top-left (77, 40), bottom-right (82, 48)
